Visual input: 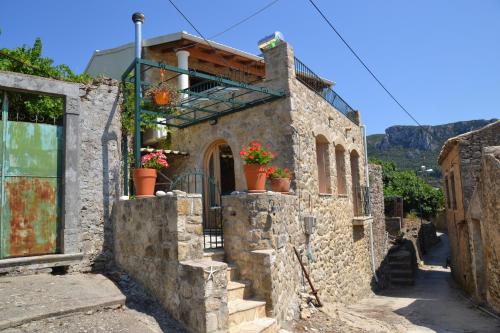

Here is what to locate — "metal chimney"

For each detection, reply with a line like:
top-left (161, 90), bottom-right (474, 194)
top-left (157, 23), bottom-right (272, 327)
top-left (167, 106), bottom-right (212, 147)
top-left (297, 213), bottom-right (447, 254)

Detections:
top-left (132, 12), bottom-right (145, 59)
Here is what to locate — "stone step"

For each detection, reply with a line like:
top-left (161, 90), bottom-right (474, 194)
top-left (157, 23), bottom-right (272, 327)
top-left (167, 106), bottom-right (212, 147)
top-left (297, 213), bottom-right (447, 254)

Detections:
top-left (229, 317), bottom-right (277, 333)
top-left (389, 250), bottom-right (411, 260)
top-left (390, 277), bottom-right (415, 286)
top-left (228, 299), bottom-right (266, 327)
top-left (203, 248), bottom-right (225, 262)
top-left (390, 269), bottom-right (414, 277)
top-left (228, 280), bottom-right (252, 302)
top-left (227, 264), bottom-right (239, 281)
top-left (389, 261), bottom-right (412, 268)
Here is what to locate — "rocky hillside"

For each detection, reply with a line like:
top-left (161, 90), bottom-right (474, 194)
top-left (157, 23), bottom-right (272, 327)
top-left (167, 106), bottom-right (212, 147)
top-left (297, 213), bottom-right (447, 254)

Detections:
top-left (367, 119), bottom-right (498, 180)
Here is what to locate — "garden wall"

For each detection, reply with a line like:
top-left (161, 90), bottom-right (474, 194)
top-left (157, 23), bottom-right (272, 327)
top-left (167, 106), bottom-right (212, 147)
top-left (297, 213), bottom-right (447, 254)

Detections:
top-left (113, 193), bottom-right (228, 333)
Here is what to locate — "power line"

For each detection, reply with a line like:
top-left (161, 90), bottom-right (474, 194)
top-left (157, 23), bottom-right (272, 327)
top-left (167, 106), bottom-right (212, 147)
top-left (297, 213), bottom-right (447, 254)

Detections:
top-left (174, 0), bottom-right (279, 53)
top-left (167, 0), bottom-right (234, 69)
top-left (306, 0), bottom-right (430, 133)
top-left (210, 0), bottom-right (280, 39)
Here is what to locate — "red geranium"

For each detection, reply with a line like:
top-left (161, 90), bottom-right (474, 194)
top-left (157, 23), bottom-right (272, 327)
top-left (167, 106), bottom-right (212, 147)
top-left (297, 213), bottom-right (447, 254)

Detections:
top-left (240, 141), bottom-right (275, 165)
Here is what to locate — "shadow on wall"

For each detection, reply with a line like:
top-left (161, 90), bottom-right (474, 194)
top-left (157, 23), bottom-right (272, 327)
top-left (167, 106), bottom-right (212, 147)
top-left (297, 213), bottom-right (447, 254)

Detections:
top-left (93, 92), bottom-right (121, 272)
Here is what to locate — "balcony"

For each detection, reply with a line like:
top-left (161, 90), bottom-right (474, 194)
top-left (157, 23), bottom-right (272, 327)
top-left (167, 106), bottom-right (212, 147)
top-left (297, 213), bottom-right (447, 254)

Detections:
top-left (294, 57), bottom-right (358, 125)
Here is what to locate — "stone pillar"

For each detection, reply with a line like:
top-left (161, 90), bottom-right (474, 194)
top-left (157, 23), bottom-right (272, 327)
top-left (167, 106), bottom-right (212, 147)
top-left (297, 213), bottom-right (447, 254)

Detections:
top-left (176, 50), bottom-right (190, 99)
top-left (262, 42), bottom-right (295, 94)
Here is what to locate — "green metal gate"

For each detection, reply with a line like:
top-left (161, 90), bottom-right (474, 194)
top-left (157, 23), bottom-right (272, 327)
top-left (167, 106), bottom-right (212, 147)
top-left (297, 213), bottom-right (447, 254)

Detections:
top-left (0, 93), bottom-right (63, 259)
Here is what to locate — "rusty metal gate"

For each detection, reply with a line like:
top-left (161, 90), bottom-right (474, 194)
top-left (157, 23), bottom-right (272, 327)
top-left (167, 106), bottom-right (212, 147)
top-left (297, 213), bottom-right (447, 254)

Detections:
top-left (0, 93), bottom-right (63, 259)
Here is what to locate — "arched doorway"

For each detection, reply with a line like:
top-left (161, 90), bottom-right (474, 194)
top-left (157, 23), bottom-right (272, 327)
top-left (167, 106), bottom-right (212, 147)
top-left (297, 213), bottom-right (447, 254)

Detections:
top-left (203, 140), bottom-right (235, 248)
top-left (350, 150), bottom-right (361, 216)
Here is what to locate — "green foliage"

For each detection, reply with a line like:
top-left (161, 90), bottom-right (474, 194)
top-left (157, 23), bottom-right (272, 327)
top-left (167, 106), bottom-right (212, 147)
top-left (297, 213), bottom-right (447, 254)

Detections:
top-left (120, 81), bottom-right (177, 137)
top-left (0, 38), bottom-right (92, 121)
top-left (371, 158), bottom-right (444, 218)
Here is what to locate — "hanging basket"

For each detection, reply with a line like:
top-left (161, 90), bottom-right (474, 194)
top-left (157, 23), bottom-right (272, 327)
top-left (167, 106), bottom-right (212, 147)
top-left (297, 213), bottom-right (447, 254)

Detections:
top-left (153, 90), bottom-right (170, 106)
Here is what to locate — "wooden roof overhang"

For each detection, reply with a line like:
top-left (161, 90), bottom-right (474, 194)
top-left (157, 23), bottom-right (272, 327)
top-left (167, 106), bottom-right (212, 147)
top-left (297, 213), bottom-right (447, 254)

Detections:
top-left (148, 39), bottom-right (266, 79)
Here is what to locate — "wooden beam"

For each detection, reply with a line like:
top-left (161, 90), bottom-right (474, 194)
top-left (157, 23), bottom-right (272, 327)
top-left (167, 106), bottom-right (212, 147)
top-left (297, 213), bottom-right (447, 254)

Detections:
top-left (188, 47), bottom-right (265, 77)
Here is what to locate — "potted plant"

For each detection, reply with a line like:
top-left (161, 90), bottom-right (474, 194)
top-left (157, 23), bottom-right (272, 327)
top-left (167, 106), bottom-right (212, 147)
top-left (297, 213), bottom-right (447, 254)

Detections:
top-left (267, 166), bottom-right (292, 193)
top-left (240, 141), bottom-right (275, 192)
top-left (146, 69), bottom-right (173, 106)
top-left (133, 151), bottom-right (169, 197)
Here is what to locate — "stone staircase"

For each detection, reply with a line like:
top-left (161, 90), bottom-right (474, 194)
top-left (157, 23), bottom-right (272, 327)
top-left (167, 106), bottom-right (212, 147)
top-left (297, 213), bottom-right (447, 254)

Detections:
top-left (204, 250), bottom-right (277, 333)
top-left (388, 249), bottom-right (415, 286)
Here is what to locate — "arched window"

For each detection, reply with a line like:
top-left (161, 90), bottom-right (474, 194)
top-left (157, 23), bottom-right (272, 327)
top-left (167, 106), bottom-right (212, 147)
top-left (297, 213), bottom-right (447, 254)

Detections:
top-left (316, 135), bottom-right (332, 194)
top-left (350, 150), bottom-right (361, 215)
top-left (335, 145), bottom-right (347, 195)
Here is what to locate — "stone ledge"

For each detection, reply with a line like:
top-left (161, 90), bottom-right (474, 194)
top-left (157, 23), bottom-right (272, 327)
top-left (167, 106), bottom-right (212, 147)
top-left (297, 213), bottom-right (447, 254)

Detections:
top-left (352, 216), bottom-right (373, 226)
top-left (0, 253), bottom-right (83, 273)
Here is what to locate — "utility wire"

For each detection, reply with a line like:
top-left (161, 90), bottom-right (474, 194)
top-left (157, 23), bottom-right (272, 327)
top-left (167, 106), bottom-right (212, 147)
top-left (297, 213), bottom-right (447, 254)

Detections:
top-left (174, 0), bottom-right (279, 54)
top-left (210, 0), bottom-right (280, 39)
top-left (167, 0), bottom-right (237, 70)
top-left (307, 0), bottom-right (431, 135)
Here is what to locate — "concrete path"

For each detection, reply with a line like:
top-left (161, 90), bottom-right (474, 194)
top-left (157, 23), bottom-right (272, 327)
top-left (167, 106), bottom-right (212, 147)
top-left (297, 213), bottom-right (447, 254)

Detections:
top-left (0, 273), bottom-right (125, 330)
top-left (345, 233), bottom-right (500, 333)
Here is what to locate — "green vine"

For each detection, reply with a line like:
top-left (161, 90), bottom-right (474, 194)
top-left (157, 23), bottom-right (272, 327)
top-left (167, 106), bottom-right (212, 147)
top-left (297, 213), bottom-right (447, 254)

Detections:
top-left (0, 38), bottom-right (92, 122)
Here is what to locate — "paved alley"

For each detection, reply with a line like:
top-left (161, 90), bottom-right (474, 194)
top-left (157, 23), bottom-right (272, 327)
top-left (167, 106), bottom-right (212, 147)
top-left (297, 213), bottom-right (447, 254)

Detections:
top-left (344, 233), bottom-right (499, 333)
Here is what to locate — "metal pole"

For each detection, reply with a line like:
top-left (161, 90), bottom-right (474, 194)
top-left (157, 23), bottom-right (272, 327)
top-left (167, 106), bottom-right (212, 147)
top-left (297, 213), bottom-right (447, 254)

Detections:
top-left (134, 59), bottom-right (141, 170)
top-left (132, 12), bottom-right (144, 170)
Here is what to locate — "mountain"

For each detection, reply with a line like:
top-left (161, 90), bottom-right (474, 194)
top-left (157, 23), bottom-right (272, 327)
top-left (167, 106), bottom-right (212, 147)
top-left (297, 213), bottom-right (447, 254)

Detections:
top-left (367, 119), bottom-right (498, 181)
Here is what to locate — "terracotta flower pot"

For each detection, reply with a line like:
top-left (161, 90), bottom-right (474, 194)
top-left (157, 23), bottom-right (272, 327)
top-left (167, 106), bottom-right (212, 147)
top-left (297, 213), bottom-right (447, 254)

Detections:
top-left (153, 90), bottom-right (170, 105)
top-left (270, 177), bottom-right (290, 193)
top-left (244, 164), bottom-right (268, 192)
top-left (133, 168), bottom-right (157, 196)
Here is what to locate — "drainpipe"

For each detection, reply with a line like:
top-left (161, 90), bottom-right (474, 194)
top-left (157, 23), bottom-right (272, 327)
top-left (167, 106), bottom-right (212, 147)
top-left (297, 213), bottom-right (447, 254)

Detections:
top-left (176, 50), bottom-right (190, 100)
top-left (361, 124), bottom-right (379, 284)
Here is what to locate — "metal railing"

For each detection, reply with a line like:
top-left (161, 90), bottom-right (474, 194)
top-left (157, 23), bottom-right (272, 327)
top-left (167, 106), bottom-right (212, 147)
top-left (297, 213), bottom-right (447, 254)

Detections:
top-left (294, 57), bottom-right (358, 124)
top-left (353, 185), bottom-right (371, 217)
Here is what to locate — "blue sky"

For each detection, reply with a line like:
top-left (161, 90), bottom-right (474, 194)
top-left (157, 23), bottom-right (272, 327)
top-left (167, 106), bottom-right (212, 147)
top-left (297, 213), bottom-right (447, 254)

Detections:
top-left (1, 0), bottom-right (499, 134)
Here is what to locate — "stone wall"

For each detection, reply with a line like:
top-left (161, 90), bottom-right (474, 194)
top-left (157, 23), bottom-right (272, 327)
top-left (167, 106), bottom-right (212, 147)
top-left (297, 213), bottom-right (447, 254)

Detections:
top-left (440, 121), bottom-right (499, 296)
top-left (466, 146), bottom-right (500, 314)
top-left (75, 78), bottom-right (122, 272)
top-left (369, 164), bottom-right (387, 269)
top-left (457, 121), bottom-right (500, 213)
top-left (223, 187), bottom-right (386, 326)
top-left (113, 194), bottom-right (228, 333)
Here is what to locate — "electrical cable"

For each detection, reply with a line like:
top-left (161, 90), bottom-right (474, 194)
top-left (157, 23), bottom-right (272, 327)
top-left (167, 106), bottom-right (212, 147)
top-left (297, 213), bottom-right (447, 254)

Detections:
top-left (306, 0), bottom-right (434, 140)
top-left (174, 0), bottom-right (279, 53)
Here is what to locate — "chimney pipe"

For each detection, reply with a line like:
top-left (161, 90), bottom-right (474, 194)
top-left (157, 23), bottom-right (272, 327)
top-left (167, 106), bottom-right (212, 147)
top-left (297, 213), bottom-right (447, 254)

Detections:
top-left (132, 12), bottom-right (145, 59)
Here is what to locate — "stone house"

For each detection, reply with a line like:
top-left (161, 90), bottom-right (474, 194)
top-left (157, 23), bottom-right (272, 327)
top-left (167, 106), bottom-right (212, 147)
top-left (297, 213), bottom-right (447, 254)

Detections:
top-left (438, 120), bottom-right (500, 313)
top-left (85, 29), bottom-right (389, 332)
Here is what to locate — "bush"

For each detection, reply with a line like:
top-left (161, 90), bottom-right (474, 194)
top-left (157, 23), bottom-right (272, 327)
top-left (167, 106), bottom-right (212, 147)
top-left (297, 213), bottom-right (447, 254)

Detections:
top-left (0, 38), bottom-right (91, 121)
top-left (371, 158), bottom-right (444, 218)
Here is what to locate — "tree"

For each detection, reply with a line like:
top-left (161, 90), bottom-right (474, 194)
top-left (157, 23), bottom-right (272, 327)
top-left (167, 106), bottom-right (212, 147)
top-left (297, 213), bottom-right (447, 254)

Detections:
top-left (0, 38), bottom-right (91, 121)
top-left (370, 158), bottom-right (444, 218)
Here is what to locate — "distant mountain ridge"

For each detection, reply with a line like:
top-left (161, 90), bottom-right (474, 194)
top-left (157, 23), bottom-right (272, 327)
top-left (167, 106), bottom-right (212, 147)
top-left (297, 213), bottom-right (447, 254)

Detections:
top-left (367, 119), bottom-right (498, 179)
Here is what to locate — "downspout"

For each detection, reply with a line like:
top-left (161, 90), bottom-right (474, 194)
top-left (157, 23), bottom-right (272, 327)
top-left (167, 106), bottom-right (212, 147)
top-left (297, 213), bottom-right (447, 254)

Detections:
top-left (361, 124), bottom-right (379, 284)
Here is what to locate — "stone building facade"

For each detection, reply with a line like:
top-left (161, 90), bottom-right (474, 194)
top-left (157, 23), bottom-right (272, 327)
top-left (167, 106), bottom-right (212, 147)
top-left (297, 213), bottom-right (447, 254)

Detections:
top-left (85, 33), bottom-right (388, 331)
top-left (439, 121), bottom-right (500, 312)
